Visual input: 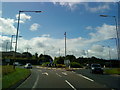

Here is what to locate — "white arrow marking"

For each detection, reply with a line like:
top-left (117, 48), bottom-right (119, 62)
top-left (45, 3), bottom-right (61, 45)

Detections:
top-left (42, 72), bottom-right (48, 75)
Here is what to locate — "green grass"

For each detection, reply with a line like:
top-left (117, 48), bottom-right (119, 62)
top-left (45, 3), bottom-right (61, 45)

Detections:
top-left (2, 65), bottom-right (15, 76)
top-left (2, 67), bottom-right (31, 88)
top-left (104, 68), bottom-right (120, 75)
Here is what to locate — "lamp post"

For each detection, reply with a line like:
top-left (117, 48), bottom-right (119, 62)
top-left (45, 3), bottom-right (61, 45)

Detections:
top-left (64, 32), bottom-right (66, 57)
top-left (14, 10), bottom-right (42, 69)
top-left (100, 15), bottom-right (120, 60)
top-left (10, 35), bottom-right (22, 51)
top-left (6, 42), bottom-right (9, 52)
top-left (10, 35), bottom-right (15, 51)
top-left (102, 45), bottom-right (112, 67)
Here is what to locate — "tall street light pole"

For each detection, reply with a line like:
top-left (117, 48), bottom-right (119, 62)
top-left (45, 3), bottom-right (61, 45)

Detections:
top-left (64, 32), bottom-right (66, 57)
top-left (109, 38), bottom-right (118, 56)
top-left (6, 42), bottom-right (9, 52)
top-left (10, 35), bottom-right (15, 51)
top-left (100, 15), bottom-right (120, 60)
top-left (14, 10), bottom-right (42, 69)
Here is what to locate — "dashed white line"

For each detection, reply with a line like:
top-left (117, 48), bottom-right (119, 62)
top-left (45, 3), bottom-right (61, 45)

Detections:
top-left (32, 74), bottom-right (39, 88)
top-left (65, 80), bottom-right (76, 90)
top-left (78, 74), bottom-right (94, 82)
top-left (56, 73), bottom-right (62, 77)
top-left (62, 72), bottom-right (67, 75)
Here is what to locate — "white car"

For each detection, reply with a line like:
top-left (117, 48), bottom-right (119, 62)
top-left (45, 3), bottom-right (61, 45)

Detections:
top-left (24, 63), bottom-right (32, 69)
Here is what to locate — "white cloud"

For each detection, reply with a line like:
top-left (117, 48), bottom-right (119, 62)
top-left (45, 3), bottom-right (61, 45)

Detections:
top-left (84, 3), bottom-right (110, 13)
top-left (0, 17), bottom-right (117, 59)
top-left (0, 11), bottom-right (2, 17)
top-left (41, 34), bottom-right (50, 37)
top-left (53, 2), bottom-right (80, 11)
top-left (52, 1), bottom-right (111, 12)
top-left (0, 18), bottom-right (17, 35)
top-left (16, 13), bottom-right (31, 23)
top-left (30, 23), bottom-right (40, 31)
top-left (89, 24), bottom-right (116, 41)
top-left (86, 26), bottom-right (93, 30)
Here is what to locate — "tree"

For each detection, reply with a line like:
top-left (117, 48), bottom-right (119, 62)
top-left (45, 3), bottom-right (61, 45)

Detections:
top-left (54, 56), bottom-right (64, 64)
top-left (22, 52), bottom-right (32, 58)
top-left (35, 53), bottom-right (38, 59)
top-left (38, 54), bottom-right (53, 64)
top-left (65, 55), bottom-right (76, 62)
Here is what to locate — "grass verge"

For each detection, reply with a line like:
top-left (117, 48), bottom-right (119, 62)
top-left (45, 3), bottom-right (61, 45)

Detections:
top-left (2, 67), bottom-right (31, 89)
top-left (104, 68), bottom-right (120, 75)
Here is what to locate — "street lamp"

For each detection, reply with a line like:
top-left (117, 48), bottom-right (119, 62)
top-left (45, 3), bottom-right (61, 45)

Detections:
top-left (10, 35), bottom-right (22, 51)
top-left (100, 14), bottom-right (119, 60)
top-left (64, 32), bottom-right (66, 57)
top-left (6, 42), bottom-right (10, 52)
top-left (101, 45), bottom-right (111, 60)
top-left (109, 38), bottom-right (118, 55)
top-left (10, 35), bottom-right (15, 51)
top-left (14, 10), bottom-right (42, 69)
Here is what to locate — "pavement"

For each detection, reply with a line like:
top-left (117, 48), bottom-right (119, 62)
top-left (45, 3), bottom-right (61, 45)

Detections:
top-left (14, 66), bottom-right (120, 89)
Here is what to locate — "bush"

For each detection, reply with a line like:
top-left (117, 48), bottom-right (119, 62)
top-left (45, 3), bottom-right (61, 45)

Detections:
top-left (41, 62), bottom-right (50, 67)
top-left (2, 65), bottom-right (15, 76)
top-left (56, 64), bottom-right (66, 68)
top-left (70, 62), bottom-right (83, 68)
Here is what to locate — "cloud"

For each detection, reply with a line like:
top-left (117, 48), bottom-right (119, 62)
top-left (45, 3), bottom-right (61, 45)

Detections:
top-left (52, 1), bottom-right (111, 12)
top-left (30, 23), bottom-right (40, 31)
top-left (53, 2), bottom-right (80, 11)
top-left (40, 34), bottom-right (50, 37)
top-left (0, 18), bottom-right (17, 35)
top-left (86, 26), bottom-right (93, 30)
top-left (16, 13), bottom-right (31, 23)
top-left (0, 17), bottom-right (117, 59)
top-left (0, 11), bottom-right (2, 17)
top-left (89, 23), bottom-right (116, 41)
top-left (84, 3), bottom-right (110, 13)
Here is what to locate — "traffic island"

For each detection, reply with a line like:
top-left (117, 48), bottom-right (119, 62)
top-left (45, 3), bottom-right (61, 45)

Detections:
top-left (104, 68), bottom-right (120, 75)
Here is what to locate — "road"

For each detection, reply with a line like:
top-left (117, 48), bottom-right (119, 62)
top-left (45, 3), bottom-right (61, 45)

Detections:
top-left (16, 66), bottom-right (119, 89)
top-left (75, 69), bottom-right (120, 89)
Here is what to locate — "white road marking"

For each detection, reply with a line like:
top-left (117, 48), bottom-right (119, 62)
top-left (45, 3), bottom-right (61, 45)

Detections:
top-left (72, 71), bottom-right (76, 73)
top-left (56, 73), bottom-right (62, 77)
top-left (32, 74), bottom-right (39, 88)
top-left (36, 66), bottom-right (41, 68)
top-left (62, 72), bottom-right (67, 75)
top-left (38, 70), bottom-right (42, 72)
top-left (78, 74), bottom-right (94, 82)
top-left (42, 72), bottom-right (48, 75)
top-left (65, 80), bottom-right (76, 90)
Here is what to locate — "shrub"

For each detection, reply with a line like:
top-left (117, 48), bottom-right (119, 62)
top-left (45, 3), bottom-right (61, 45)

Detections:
top-left (70, 62), bottom-right (83, 68)
top-left (56, 64), bottom-right (66, 68)
top-left (41, 62), bottom-right (50, 67)
top-left (2, 65), bottom-right (15, 76)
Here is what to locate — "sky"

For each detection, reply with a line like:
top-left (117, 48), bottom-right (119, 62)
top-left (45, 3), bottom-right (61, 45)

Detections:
top-left (0, 1), bottom-right (119, 59)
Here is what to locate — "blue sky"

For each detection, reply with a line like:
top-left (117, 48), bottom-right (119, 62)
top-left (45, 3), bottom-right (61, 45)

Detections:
top-left (1, 2), bottom-right (119, 59)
